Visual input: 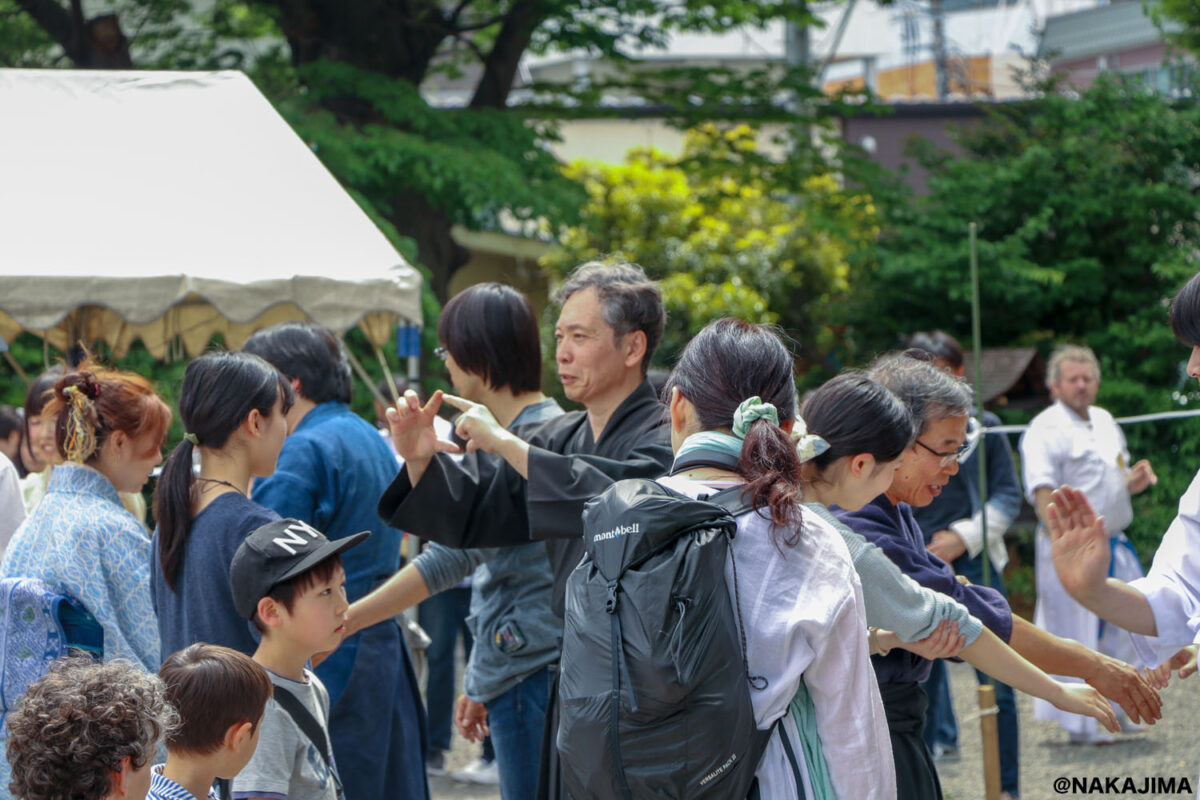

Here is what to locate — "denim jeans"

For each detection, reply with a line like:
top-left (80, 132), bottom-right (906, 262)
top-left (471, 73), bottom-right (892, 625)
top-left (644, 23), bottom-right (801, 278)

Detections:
top-left (486, 667), bottom-right (552, 800)
top-left (922, 551), bottom-right (1021, 796)
top-left (419, 586), bottom-right (474, 753)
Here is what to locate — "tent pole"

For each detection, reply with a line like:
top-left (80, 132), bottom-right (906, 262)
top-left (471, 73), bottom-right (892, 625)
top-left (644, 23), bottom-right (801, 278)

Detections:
top-left (343, 341), bottom-right (390, 410)
top-left (373, 344), bottom-right (402, 405)
top-left (4, 353), bottom-right (29, 386)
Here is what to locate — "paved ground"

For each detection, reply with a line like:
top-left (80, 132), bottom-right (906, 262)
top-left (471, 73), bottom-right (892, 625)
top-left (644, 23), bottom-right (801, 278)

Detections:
top-left (430, 658), bottom-right (1200, 799)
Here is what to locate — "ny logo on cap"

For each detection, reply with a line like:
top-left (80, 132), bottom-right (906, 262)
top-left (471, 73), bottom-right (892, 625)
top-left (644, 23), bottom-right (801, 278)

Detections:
top-left (272, 520), bottom-right (322, 555)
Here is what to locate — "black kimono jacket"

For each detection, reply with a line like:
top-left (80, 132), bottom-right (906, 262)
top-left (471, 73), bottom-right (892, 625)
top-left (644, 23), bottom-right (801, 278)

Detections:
top-left (377, 380), bottom-right (673, 617)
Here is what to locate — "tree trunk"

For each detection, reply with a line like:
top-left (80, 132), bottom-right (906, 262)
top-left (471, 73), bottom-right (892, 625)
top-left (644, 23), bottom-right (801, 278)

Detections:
top-left (14, 1), bottom-right (132, 67)
top-left (391, 192), bottom-right (471, 301)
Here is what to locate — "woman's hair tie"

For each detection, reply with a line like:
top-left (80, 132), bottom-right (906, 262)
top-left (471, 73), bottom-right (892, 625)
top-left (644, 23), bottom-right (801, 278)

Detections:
top-left (182, 432), bottom-right (200, 446)
top-left (732, 396), bottom-right (779, 439)
top-left (791, 414), bottom-right (831, 464)
top-left (62, 384), bottom-right (98, 463)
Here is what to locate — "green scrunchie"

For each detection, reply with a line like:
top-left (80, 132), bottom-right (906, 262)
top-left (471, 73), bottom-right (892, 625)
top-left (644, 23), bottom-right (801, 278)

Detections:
top-left (732, 396), bottom-right (779, 438)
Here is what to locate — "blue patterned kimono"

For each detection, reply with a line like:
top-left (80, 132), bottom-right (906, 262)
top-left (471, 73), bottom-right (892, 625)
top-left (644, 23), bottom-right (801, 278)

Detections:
top-left (0, 463), bottom-right (158, 670)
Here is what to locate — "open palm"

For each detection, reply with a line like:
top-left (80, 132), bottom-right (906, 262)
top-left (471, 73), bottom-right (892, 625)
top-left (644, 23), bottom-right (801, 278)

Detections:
top-left (1046, 486), bottom-right (1111, 600)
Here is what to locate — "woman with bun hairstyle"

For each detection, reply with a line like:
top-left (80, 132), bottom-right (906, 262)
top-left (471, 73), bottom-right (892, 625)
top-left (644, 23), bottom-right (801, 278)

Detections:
top-left (657, 318), bottom-right (894, 798)
top-left (0, 361), bottom-right (172, 670)
top-left (151, 351), bottom-right (293, 662)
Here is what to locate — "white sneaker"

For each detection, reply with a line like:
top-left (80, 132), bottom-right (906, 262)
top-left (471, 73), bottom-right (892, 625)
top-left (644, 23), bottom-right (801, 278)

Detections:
top-left (451, 757), bottom-right (500, 785)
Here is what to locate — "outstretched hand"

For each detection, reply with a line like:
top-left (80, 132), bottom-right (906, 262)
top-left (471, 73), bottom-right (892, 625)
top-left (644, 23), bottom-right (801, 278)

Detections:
top-left (1084, 652), bottom-right (1162, 725)
top-left (1054, 683), bottom-right (1119, 733)
top-left (385, 389), bottom-right (462, 466)
top-left (1144, 645), bottom-right (1199, 689)
top-left (1046, 486), bottom-right (1111, 602)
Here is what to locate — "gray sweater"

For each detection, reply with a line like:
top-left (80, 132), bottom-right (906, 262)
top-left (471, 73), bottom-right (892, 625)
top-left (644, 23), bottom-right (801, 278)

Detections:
top-left (806, 503), bottom-right (984, 646)
top-left (412, 399), bottom-right (563, 703)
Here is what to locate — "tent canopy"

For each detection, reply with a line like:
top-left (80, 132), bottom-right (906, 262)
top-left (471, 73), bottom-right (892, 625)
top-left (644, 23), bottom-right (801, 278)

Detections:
top-left (0, 69), bottom-right (422, 359)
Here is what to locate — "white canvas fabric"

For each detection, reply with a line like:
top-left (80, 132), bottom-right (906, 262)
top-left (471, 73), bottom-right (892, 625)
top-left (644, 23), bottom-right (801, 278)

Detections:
top-left (0, 69), bottom-right (421, 357)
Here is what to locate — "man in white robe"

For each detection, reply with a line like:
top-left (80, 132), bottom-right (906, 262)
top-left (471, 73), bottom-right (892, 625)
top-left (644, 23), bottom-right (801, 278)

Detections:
top-left (1020, 344), bottom-right (1157, 743)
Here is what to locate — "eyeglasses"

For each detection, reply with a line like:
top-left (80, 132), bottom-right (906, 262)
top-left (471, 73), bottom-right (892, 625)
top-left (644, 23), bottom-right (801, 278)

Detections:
top-left (914, 438), bottom-right (969, 467)
top-left (434, 346), bottom-right (448, 361)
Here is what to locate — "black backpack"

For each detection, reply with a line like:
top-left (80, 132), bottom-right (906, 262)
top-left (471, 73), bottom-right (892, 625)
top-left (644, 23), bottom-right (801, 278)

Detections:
top-left (556, 478), bottom-right (772, 800)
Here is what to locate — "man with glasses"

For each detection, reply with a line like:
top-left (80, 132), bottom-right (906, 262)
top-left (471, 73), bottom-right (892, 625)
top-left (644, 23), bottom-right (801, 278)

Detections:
top-left (908, 331), bottom-right (1023, 799)
top-left (1021, 344), bottom-right (1156, 744)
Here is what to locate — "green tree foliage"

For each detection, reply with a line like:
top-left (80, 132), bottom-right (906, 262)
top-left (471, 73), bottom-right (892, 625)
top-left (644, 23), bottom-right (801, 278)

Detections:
top-left (2, 0), bottom-right (831, 300)
top-left (1150, 0), bottom-right (1200, 59)
top-left (542, 124), bottom-right (878, 368)
top-left (855, 72), bottom-right (1200, 557)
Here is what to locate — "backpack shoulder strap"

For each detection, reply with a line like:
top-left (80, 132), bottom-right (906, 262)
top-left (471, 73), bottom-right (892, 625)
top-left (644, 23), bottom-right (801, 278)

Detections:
top-left (703, 486), bottom-right (753, 518)
top-left (272, 685), bottom-right (339, 787)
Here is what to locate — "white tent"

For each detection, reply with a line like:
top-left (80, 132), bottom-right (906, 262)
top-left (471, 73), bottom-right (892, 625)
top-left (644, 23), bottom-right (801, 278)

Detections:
top-left (0, 69), bottom-right (422, 359)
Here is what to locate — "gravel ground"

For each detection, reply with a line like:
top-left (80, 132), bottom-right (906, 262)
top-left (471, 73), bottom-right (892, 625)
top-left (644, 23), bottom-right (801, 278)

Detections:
top-left (938, 660), bottom-right (1199, 800)
top-left (431, 658), bottom-right (1200, 799)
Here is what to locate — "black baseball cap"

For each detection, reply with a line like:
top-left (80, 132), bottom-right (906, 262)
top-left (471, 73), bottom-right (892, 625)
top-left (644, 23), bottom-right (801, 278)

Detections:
top-left (230, 518), bottom-right (370, 619)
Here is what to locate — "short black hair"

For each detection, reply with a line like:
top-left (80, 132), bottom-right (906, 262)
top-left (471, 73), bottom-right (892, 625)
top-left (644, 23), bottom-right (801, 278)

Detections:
top-left (1171, 271), bottom-right (1200, 347)
top-left (438, 283), bottom-right (542, 394)
top-left (552, 261), bottom-right (665, 374)
top-left (906, 330), bottom-right (964, 370)
top-left (243, 322), bottom-right (352, 404)
top-left (0, 406), bottom-right (21, 439)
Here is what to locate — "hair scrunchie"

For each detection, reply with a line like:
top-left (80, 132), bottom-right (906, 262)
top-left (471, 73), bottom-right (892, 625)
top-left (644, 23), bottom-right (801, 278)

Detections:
top-left (62, 384), bottom-right (98, 463)
top-left (791, 415), bottom-right (831, 464)
top-left (732, 396), bottom-right (779, 438)
top-left (182, 432), bottom-right (200, 446)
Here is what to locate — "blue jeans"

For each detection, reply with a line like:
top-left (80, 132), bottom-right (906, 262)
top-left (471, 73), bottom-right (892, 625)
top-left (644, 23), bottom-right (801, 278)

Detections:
top-left (419, 586), bottom-right (474, 753)
top-left (486, 667), bottom-right (551, 800)
top-left (922, 552), bottom-right (1020, 796)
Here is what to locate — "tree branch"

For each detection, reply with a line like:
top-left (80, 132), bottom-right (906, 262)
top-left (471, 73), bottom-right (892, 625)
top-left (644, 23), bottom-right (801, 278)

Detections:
top-left (469, 0), bottom-right (548, 109)
top-left (13, 0), bottom-right (74, 51)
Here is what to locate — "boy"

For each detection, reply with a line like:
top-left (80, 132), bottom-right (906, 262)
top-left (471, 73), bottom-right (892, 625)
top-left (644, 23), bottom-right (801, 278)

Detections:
top-left (151, 644), bottom-right (274, 800)
top-left (228, 518), bottom-right (369, 800)
top-left (7, 658), bottom-right (177, 800)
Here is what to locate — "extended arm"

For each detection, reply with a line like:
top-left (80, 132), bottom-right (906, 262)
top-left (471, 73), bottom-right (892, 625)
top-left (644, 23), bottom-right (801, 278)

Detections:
top-left (1045, 485), bottom-right (1158, 636)
top-left (1008, 614), bottom-right (1160, 723)
top-left (347, 544), bottom-right (485, 636)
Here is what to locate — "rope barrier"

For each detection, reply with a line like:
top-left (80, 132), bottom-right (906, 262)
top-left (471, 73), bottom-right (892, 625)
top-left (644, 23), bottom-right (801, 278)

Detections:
top-left (983, 408), bottom-right (1200, 436)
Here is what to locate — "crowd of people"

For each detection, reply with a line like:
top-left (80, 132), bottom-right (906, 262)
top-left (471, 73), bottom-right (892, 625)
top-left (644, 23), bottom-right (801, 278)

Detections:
top-left (0, 260), bottom-right (1198, 800)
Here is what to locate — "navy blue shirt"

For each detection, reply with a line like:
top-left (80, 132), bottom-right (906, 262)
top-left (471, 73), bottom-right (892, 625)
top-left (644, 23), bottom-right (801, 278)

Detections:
top-left (835, 495), bottom-right (1013, 685)
top-left (151, 492), bottom-right (278, 662)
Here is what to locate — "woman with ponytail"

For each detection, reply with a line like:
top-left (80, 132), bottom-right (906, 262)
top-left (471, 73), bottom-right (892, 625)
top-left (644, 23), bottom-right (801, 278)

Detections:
top-left (151, 351), bottom-right (292, 660)
top-left (657, 318), bottom-right (894, 799)
top-left (0, 361), bottom-right (172, 671)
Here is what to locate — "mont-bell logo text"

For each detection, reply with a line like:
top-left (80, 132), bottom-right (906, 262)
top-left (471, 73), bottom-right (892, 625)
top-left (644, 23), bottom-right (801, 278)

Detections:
top-left (593, 522), bottom-right (639, 543)
top-left (272, 521), bottom-right (321, 555)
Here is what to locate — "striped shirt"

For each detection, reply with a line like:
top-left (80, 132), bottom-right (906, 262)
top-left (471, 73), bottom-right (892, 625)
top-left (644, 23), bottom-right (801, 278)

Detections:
top-left (147, 765), bottom-right (218, 800)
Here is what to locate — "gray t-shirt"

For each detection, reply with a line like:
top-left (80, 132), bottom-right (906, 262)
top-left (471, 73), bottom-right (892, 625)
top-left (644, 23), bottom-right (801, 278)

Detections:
top-left (232, 668), bottom-right (341, 800)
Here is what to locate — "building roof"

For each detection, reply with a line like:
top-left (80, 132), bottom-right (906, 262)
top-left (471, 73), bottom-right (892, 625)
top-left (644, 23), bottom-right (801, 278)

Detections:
top-left (1040, 1), bottom-right (1176, 63)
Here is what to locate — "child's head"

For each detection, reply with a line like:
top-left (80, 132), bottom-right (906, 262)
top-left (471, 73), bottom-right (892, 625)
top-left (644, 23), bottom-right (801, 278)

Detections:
top-left (154, 351), bottom-right (294, 592)
top-left (158, 644), bottom-right (273, 775)
top-left (7, 658), bottom-right (178, 800)
top-left (230, 519), bottom-right (369, 653)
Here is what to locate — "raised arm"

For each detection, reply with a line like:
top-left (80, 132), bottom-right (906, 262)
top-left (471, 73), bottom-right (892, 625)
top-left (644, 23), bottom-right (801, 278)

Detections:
top-left (1045, 485), bottom-right (1158, 636)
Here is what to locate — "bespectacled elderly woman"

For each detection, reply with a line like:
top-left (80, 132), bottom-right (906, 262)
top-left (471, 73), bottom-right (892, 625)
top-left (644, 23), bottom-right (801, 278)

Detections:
top-left (833, 354), bottom-right (1161, 800)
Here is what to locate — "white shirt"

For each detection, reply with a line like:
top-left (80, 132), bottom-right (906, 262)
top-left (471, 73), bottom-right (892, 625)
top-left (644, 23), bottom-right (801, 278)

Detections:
top-left (660, 476), bottom-right (896, 799)
top-left (1020, 401), bottom-right (1133, 534)
top-left (1128, 468), bottom-right (1200, 666)
top-left (0, 453), bottom-right (24, 556)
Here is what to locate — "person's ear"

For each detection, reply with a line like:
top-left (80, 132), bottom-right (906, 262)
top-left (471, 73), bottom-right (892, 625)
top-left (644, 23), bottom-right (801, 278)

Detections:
top-left (106, 429), bottom-right (129, 460)
top-left (848, 453), bottom-right (874, 478)
top-left (668, 387), bottom-right (689, 434)
top-left (256, 596), bottom-right (285, 628)
top-left (244, 408), bottom-right (264, 438)
top-left (225, 719), bottom-right (256, 752)
top-left (111, 756), bottom-right (131, 797)
top-left (621, 330), bottom-right (647, 370)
